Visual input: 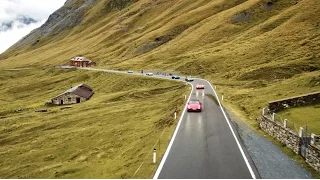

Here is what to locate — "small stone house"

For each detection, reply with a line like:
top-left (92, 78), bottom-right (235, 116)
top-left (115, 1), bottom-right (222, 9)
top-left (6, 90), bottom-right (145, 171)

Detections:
top-left (70, 56), bottom-right (96, 67)
top-left (52, 84), bottom-right (94, 105)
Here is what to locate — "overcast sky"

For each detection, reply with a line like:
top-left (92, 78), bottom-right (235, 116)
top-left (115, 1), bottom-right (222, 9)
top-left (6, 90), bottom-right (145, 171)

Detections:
top-left (0, 0), bottom-right (66, 54)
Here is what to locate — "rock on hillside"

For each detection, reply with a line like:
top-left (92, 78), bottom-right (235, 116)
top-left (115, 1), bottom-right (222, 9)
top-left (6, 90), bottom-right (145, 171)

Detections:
top-left (5, 0), bottom-right (137, 53)
top-left (6, 0), bottom-right (99, 51)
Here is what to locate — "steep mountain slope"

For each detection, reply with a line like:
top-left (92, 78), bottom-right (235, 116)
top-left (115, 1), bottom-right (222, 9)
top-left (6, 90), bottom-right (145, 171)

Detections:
top-left (0, 0), bottom-right (319, 123)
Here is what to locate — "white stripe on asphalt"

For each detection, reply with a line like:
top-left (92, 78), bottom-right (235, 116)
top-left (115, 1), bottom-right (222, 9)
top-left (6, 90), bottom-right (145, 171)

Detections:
top-left (153, 83), bottom-right (194, 179)
top-left (65, 67), bottom-right (256, 179)
top-left (201, 79), bottom-right (257, 179)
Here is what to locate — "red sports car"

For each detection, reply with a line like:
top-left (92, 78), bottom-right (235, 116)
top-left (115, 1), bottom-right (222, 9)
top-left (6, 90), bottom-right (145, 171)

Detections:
top-left (187, 100), bottom-right (202, 112)
top-left (196, 84), bottom-right (205, 89)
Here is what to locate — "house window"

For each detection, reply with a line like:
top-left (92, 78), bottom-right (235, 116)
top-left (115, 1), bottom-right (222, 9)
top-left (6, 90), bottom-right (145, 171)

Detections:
top-left (68, 97), bottom-right (72, 101)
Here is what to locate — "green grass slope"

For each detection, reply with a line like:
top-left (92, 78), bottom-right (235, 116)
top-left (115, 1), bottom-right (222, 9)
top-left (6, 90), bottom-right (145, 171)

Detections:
top-left (0, 69), bottom-right (189, 178)
top-left (277, 105), bottom-right (320, 134)
top-left (0, 0), bottom-right (319, 132)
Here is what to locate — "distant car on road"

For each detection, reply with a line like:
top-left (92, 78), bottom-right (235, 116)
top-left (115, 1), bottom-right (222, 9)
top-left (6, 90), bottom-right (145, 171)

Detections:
top-left (185, 77), bottom-right (194, 82)
top-left (146, 72), bottom-right (154, 76)
top-left (196, 84), bottom-right (205, 89)
top-left (187, 99), bottom-right (202, 112)
top-left (127, 70), bottom-right (133, 73)
top-left (172, 75), bottom-right (180, 79)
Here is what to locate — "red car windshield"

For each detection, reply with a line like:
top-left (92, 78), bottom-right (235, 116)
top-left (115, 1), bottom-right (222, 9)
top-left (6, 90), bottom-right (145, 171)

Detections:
top-left (189, 100), bottom-right (200, 104)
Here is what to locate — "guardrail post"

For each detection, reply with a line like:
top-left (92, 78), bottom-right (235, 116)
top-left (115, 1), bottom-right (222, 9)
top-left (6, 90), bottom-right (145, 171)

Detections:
top-left (284, 119), bottom-right (288, 128)
top-left (272, 113), bottom-right (275, 121)
top-left (174, 112), bottom-right (177, 119)
top-left (222, 95), bottom-right (224, 101)
top-left (262, 108), bottom-right (265, 116)
top-left (311, 133), bottom-right (315, 145)
top-left (184, 95), bottom-right (187, 100)
top-left (153, 148), bottom-right (156, 164)
top-left (299, 127), bottom-right (304, 137)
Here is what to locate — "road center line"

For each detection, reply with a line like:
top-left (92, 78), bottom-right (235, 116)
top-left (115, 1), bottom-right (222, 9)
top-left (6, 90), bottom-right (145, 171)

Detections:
top-left (200, 78), bottom-right (257, 179)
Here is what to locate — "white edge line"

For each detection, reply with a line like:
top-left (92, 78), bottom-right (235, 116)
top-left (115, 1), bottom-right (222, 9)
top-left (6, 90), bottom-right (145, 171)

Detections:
top-left (62, 67), bottom-right (256, 178)
top-left (77, 67), bottom-right (194, 178)
top-left (153, 83), bottom-right (193, 179)
top-left (199, 78), bottom-right (256, 179)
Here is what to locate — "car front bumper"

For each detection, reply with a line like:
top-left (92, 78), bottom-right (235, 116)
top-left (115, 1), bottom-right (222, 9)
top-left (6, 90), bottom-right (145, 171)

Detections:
top-left (187, 108), bottom-right (202, 112)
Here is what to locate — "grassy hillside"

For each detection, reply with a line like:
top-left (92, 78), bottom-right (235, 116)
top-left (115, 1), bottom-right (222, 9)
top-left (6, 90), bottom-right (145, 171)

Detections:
top-left (0, 69), bottom-right (189, 178)
top-left (277, 104), bottom-right (320, 134)
top-left (212, 71), bottom-right (320, 128)
top-left (0, 0), bottom-right (319, 133)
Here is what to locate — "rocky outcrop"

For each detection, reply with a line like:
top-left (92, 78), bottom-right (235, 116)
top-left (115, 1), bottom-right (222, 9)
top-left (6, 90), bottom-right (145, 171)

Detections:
top-left (6, 0), bottom-right (99, 52)
top-left (4, 0), bottom-right (139, 53)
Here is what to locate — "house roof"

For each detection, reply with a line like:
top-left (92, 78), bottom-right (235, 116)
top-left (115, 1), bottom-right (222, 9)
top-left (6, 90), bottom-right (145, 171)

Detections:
top-left (78, 83), bottom-right (93, 91)
top-left (71, 56), bottom-right (92, 63)
top-left (54, 84), bottom-right (94, 99)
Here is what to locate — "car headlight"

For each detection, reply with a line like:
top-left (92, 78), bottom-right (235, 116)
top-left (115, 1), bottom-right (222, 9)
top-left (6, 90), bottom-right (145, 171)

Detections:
top-left (198, 105), bottom-right (201, 109)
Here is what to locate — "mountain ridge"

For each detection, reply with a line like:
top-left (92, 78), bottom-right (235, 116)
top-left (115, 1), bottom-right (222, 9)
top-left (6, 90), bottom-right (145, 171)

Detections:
top-left (0, 0), bottom-right (319, 120)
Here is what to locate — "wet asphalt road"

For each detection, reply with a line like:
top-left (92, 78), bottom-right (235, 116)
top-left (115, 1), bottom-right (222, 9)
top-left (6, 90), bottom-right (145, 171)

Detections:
top-left (68, 67), bottom-right (259, 179)
top-left (155, 78), bottom-right (256, 179)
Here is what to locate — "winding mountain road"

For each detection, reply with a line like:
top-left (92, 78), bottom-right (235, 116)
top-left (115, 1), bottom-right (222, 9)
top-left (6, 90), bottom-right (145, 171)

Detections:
top-left (154, 78), bottom-right (258, 179)
top-left (66, 67), bottom-right (260, 179)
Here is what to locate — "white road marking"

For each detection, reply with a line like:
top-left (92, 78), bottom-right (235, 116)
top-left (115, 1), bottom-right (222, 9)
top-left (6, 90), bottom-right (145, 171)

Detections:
top-left (200, 79), bottom-right (256, 179)
top-left (153, 83), bottom-right (194, 179)
top-left (61, 67), bottom-right (256, 179)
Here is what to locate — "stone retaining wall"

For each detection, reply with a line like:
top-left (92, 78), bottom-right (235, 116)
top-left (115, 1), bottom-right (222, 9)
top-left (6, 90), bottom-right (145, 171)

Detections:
top-left (306, 144), bottom-right (320, 172)
top-left (260, 116), bottom-right (300, 154)
top-left (268, 92), bottom-right (320, 112)
top-left (260, 114), bottom-right (320, 173)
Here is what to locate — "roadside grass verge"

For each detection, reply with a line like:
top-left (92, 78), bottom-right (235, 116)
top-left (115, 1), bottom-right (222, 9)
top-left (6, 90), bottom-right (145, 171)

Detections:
top-left (277, 105), bottom-right (320, 134)
top-left (0, 68), bottom-right (189, 178)
top-left (210, 71), bottom-right (320, 131)
top-left (212, 71), bottom-right (320, 177)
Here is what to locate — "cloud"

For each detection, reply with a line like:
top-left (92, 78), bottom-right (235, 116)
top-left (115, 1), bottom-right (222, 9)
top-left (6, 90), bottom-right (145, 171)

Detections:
top-left (0, 20), bottom-right (45, 53)
top-left (1, 15), bottom-right (37, 32)
top-left (0, 0), bottom-right (66, 53)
